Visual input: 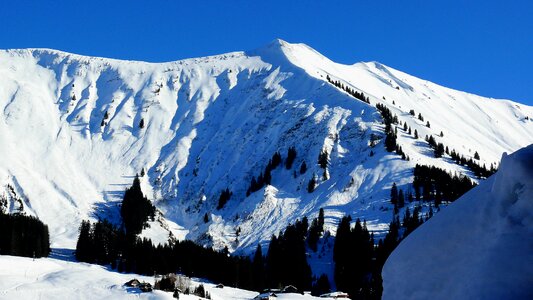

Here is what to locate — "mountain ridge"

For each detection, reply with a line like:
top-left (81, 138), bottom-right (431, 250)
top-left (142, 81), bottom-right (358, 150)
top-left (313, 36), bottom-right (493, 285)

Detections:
top-left (0, 40), bottom-right (532, 256)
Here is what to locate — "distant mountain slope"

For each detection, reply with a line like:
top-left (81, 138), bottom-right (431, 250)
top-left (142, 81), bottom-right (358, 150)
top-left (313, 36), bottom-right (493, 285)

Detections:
top-left (0, 39), bottom-right (532, 252)
top-left (382, 144), bottom-right (533, 299)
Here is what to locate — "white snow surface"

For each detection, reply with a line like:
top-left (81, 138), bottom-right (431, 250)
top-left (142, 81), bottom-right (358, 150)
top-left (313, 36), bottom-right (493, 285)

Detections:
top-left (0, 252), bottom-right (338, 300)
top-left (0, 39), bottom-right (532, 254)
top-left (382, 144), bottom-right (533, 300)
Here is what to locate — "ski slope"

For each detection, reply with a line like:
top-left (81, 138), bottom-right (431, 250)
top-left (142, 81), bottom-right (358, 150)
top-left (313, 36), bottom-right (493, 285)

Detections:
top-left (382, 144), bottom-right (533, 299)
top-left (0, 39), bottom-right (532, 255)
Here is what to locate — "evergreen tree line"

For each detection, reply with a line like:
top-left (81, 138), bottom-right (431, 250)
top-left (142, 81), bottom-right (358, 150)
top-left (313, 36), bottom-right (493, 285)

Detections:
top-left (398, 113), bottom-right (496, 178)
top-left (448, 148), bottom-right (496, 178)
top-left (251, 209), bottom-right (325, 294)
top-left (333, 216), bottom-right (378, 299)
top-left (0, 211), bottom-right (50, 258)
top-left (326, 75), bottom-right (371, 104)
top-left (76, 218), bottom-right (257, 289)
top-left (385, 103), bottom-right (496, 178)
top-left (75, 211), bottom-right (328, 293)
top-left (264, 218), bottom-right (313, 291)
top-left (413, 164), bottom-right (476, 205)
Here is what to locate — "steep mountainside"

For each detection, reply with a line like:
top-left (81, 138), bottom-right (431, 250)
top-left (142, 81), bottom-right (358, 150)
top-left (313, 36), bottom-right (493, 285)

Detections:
top-left (382, 145), bottom-right (533, 299)
top-left (0, 39), bottom-right (532, 252)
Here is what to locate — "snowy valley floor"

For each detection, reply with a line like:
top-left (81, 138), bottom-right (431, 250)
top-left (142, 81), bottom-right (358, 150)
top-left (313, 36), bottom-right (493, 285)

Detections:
top-left (0, 250), bottom-right (335, 300)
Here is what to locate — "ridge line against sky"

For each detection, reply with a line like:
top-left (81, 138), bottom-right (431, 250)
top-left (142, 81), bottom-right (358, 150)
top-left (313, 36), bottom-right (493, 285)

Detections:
top-left (1, 0), bottom-right (531, 104)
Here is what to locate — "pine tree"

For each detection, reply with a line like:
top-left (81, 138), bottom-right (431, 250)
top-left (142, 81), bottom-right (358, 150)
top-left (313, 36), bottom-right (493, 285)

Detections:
top-left (474, 151), bottom-right (480, 160)
top-left (390, 183), bottom-right (398, 205)
top-left (75, 220), bottom-right (93, 262)
top-left (333, 215), bottom-right (352, 290)
top-left (434, 143), bottom-right (445, 158)
top-left (398, 189), bottom-right (405, 208)
top-left (271, 152), bottom-right (282, 169)
top-left (318, 150), bottom-right (329, 169)
top-left (252, 244), bottom-right (265, 291)
top-left (217, 188), bottom-right (232, 210)
top-left (311, 274), bottom-right (331, 296)
top-left (264, 164), bottom-right (272, 185)
top-left (300, 161), bottom-right (307, 174)
top-left (285, 147), bottom-right (297, 169)
top-left (385, 130), bottom-right (397, 152)
top-left (307, 175), bottom-right (317, 193)
top-left (121, 175), bottom-right (155, 236)
top-left (318, 208), bottom-right (324, 231)
top-left (308, 219), bottom-right (321, 252)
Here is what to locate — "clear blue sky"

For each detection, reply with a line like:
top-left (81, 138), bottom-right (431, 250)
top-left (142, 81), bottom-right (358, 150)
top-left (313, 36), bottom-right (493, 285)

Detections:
top-left (2, 0), bottom-right (531, 104)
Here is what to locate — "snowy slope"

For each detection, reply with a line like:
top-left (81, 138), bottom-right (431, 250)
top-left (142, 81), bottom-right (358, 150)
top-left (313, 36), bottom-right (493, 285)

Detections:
top-left (0, 39), bottom-right (532, 255)
top-left (382, 145), bottom-right (533, 299)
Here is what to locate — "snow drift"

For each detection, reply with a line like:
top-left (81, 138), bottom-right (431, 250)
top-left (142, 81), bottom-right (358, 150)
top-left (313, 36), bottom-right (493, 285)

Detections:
top-left (382, 144), bottom-right (533, 299)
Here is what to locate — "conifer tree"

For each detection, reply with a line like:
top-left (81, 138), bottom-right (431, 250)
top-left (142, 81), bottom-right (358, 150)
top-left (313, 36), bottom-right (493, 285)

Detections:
top-left (217, 188), bottom-right (232, 210)
top-left (311, 274), bottom-right (331, 296)
top-left (271, 152), bottom-right (282, 169)
top-left (75, 220), bottom-right (93, 262)
top-left (285, 147), bottom-right (297, 169)
top-left (318, 150), bottom-right (329, 169)
top-left (390, 183), bottom-right (398, 205)
top-left (300, 161), bottom-right (307, 174)
top-left (252, 244), bottom-right (265, 291)
top-left (318, 208), bottom-right (324, 231)
top-left (121, 175), bottom-right (155, 236)
top-left (474, 151), bottom-right (480, 160)
top-left (398, 189), bottom-right (405, 208)
top-left (307, 175), bottom-right (317, 193)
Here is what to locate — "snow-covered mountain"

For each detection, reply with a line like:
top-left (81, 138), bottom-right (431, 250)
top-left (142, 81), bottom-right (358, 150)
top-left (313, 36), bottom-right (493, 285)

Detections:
top-left (382, 144), bottom-right (533, 299)
top-left (1, 39), bottom-right (532, 253)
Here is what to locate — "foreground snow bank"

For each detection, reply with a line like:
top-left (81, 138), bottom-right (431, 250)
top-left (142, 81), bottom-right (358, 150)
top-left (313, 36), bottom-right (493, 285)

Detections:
top-left (382, 144), bottom-right (533, 299)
